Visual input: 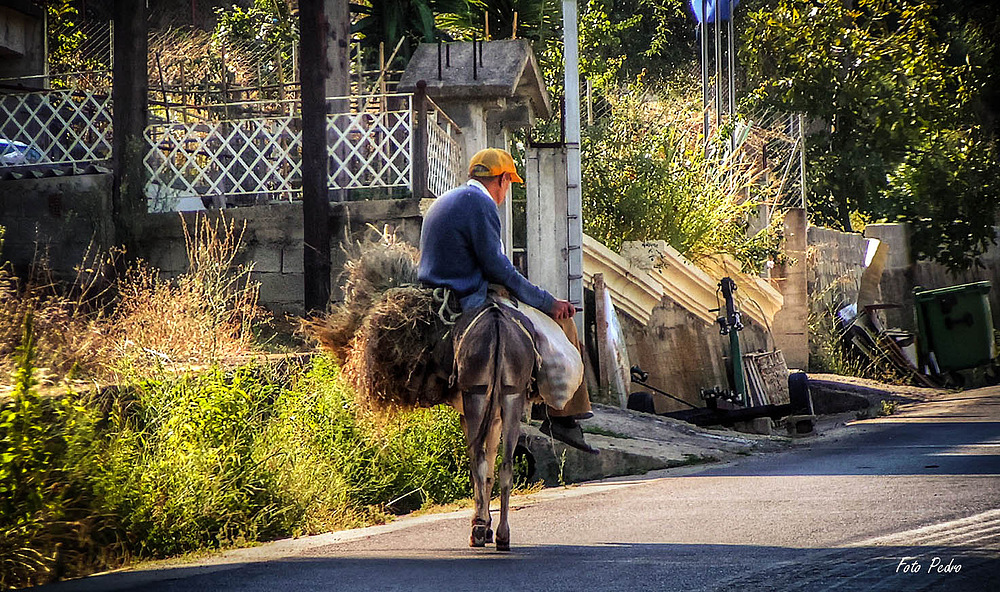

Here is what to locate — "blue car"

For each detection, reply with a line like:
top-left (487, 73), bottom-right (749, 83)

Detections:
top-left (0, 139), bottom-right (44, 165)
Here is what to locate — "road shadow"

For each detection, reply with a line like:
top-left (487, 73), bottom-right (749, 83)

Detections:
top-left (36, 542), bottom-right (1000, 592)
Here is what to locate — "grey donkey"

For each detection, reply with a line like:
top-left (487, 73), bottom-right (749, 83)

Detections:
top-left (451, 300), bottom-right (537, 551)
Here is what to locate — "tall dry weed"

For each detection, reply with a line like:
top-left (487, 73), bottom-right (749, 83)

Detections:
top-left (0, 214), bottom-right (265, 386)
top-left (0, 244), bottom-right (114, 387)
top-left (111, 215), bottom-right (263, 370)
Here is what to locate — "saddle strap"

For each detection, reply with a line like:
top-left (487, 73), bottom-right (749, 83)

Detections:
top-left (449, 301), bottom-right (542, 389)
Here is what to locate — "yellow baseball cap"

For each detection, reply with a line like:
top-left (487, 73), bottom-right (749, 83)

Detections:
top-left (468, 148), bottom-right (524, 183)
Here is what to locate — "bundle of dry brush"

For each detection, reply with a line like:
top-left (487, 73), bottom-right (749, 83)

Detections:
top-left (307, 230), bottom-right (453, 409)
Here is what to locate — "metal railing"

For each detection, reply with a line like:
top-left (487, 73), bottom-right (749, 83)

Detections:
top-left (0, 88), bottom-right (113, 167)
top-left (326, 96), bottom-right (413, 193)
top-left (143, 106), bottom-right (304, 209)
top-left (425, 96), bottom-right (463, 198)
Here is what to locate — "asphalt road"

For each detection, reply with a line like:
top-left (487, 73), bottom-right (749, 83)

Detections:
top-left (43, 388), bottom-right (1000, 592)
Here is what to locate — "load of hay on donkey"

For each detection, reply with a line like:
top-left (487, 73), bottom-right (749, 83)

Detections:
top-left (306, 230), bottom-right (455, 410)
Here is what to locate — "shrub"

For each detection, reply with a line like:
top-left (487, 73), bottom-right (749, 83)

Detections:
top-left (0, 214), bottom-right (265, 388)
top-left (581, 85), bottom-right (782, 272)
top-left (111, 215), bottom-right (264, 373)
top-left (1, 314), bottom-right (112, 588)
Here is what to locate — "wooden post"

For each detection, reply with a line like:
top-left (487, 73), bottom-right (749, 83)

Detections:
top-left (221, 38), bottom-right (229, 119)
top-left (379, 41), bottom-right (386, 102)
top-left (326, 0), bottom-right (351, 236)
top-left (111, 0), bottom-right (148, 253)
top-left (412, 80), bottom-right (429, 199)
top-left (594, 273), bottom-right (610, 398)
top-left (300, 0), bottom-right (331, 312)
top-left (276, 47), bottom-right (286, 113)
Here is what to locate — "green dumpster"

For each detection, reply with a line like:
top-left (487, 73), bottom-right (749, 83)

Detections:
top-left (914, 281), bottom-right (996, 373)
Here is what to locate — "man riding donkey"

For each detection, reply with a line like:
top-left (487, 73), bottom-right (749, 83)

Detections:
top-left (418, 147), bottom-right (598, 455)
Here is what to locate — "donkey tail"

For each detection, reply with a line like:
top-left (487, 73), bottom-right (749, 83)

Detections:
top-left (472, 310), bottom-right (503, 454)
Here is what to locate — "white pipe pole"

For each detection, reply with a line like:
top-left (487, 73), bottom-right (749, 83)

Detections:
top-left (701, 0), bottom-right (709, 148)
top-left (714, 5), bottom-right (722, 134)
top-left (727, 1), bottom-right (736, 152)
top-left (563, 0), bottom-right (584, 338)
top-left (799, 113), bottom-right (807, 211)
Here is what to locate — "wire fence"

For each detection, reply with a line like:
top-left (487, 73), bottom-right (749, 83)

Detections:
top-left (8, 13), bottom-right (403, 123)
top-left (147, 27), bottom-right (298, 123)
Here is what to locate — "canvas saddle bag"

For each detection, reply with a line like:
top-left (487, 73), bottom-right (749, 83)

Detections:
top-left (488, 289), bottom-right (584, 411)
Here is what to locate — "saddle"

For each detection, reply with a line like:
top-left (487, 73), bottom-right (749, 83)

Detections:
top-left (431, 287), bottom-right (582, 412)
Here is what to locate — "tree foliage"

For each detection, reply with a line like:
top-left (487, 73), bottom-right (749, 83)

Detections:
top-left (741, 0), bottom-right (1000, 270)
top-left (213, 0), bottom-right (299, 49)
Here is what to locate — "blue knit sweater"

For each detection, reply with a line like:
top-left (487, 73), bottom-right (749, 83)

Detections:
top-left (418, 182), bottom-right (556, 313)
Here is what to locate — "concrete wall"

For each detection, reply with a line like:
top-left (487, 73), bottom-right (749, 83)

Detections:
top-left (807, 224), bottom-right (869, 314)
top-left (770, 208), bottom-right (808, 370)
top-left (0, 3), bottom-right (46, 83)
top-left (137, 198), bottom-right (427, 313)
top-left (0, 172), bottom-right (426, 314)
top-left (623, 297), bottom-right (771, 413)
top-left (0, 173), bottom-right (115, 276)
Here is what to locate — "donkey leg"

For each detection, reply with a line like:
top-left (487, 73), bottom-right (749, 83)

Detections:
top-left (481, 412), bottom-right (504, 544)
top-left (495, 393), bottom-right (524, 552)
top-left (462, 390), bottom-right (491, 547)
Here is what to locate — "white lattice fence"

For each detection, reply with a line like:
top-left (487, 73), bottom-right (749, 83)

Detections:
top-left (0, 90), bottom-right (113, 166)
top-left (144, 114), bottom-right (302, 210)
top-left (144, 94), bottom-right (418, 207)
top-left (425, 100), bottom-right (463, 198)
top-left (327, 96), bottom-right (412, 190)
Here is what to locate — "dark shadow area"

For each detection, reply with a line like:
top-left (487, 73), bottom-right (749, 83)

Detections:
top-left (35, 542), bottom-right (1000, 592)
top-left (691, 421), bottom-right (1000, 477)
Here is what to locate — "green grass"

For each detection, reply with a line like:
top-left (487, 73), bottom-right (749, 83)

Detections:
top-left (0, 351), bottom-right (471, 588)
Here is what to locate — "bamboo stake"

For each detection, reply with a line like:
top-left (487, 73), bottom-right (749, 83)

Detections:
top-left (379, 41), bottom-right (386, 107)
top-left (221, 38), bottom-right (229, 118)
top-left (180, 59), bottom-right (188, 123)
top-left (277, 46), bottom-right (286, 111)
top-left (155, 50), bottom-right (169, 122)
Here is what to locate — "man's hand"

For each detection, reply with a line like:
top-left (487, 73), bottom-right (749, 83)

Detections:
top-left (550, 299), bottom-right (577, 320)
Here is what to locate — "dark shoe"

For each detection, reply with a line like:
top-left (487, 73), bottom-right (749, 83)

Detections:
top-left (540, 419), bottom-right (599, 455)
top-left (531, 404), bottom-right (593, 422)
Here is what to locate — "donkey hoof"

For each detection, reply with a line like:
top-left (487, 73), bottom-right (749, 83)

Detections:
top-left (496, 537), bottom-right (510, 552)
top-left (470, 525), bottom-right (488, 547)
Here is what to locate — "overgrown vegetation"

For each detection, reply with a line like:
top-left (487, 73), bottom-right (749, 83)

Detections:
top-left (0, 216), bottom-right (475, 589)
top-left (806, 272), bottom-right (905, 383)
top-left (581, 83), bottom-right (784, 271)
top-left (0, 349), bottom-right (469, 588)
top-left (0, 216), bottom-right (263, 388)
